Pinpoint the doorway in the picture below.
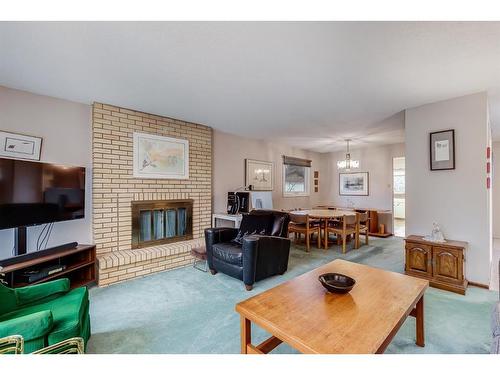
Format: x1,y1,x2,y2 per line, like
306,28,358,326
393,157,405,237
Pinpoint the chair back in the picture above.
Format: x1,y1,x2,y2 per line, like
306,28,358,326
289,212,308,225
343,214,357,226
358,212,368,224
248,210,290,238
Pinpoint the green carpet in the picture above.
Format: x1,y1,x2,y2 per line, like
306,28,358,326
87,236,497,354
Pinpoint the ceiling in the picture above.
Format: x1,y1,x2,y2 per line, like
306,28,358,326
1,21,500,153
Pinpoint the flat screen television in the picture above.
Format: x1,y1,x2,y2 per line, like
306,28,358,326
0,157,86,230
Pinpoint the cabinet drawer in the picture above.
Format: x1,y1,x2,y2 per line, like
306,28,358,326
405,242,432,277
432,247,464,284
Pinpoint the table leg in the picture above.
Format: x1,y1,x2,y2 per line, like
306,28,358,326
241,316,251,354
415,295,424,347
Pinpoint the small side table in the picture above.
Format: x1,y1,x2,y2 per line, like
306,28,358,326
191,245,208,272
405,235,468,294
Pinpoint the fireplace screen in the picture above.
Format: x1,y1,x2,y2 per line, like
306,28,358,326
132,200,193,249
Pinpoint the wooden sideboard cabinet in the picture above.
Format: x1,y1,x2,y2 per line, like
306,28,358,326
405,235,468,295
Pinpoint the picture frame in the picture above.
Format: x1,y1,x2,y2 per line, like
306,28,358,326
133,132,189,179
430,129,455,171
339,172,369,196
245,159,273,191
0,130,43,161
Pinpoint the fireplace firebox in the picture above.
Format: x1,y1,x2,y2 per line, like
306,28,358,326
131,200,193,249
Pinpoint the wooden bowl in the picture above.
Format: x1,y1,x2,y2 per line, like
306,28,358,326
318,273,356,294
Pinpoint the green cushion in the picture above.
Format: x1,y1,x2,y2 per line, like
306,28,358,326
0,287,89,348
0,279,90,353
0,283,17,316
16,279,70,306
0,310,53,341
0,278,70,316
48,289,89,346
23,336,47,354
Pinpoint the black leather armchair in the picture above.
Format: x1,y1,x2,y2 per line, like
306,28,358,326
204,210,291,290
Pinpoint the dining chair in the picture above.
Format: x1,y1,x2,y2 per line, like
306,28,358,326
288,212,321,252
325,207,341,233
356,211,370,246
326,213,359,254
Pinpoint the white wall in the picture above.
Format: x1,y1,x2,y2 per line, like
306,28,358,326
320,143,404,234
0,86,92,260
321,143,405,210
405,92,491,285
213,130,326,213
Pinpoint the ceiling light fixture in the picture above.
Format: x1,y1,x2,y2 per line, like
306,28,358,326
337,139,359,171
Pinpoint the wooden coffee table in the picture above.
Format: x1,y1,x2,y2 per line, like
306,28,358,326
235,259,429,354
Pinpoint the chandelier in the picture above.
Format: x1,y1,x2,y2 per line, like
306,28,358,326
337,139,359,171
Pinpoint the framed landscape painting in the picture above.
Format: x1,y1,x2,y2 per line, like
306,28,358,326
245,159,273,191
133,132,189,179
339,172,369,196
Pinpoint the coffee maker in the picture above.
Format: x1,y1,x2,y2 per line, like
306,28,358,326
227,191,273,214
227,192,250,214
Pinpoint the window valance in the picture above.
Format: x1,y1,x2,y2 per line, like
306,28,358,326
282,155,312,168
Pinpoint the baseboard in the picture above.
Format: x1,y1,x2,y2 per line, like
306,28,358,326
368,232,393,238
467,281,489,289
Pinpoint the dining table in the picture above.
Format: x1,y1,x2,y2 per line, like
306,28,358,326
291,209,357,249
314,205,393,237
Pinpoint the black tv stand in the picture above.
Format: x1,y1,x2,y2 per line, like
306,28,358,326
14,226,27,256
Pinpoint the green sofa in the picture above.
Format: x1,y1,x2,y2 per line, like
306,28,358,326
0,278,90,353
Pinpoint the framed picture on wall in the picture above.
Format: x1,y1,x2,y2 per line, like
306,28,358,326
245,159,273,191
430,129,455,170
339,172,369,196
0,130,42,161
133,132,189,179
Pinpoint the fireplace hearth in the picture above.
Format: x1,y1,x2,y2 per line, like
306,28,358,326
131,200,193,249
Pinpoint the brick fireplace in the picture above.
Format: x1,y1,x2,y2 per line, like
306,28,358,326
92,102,212,286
